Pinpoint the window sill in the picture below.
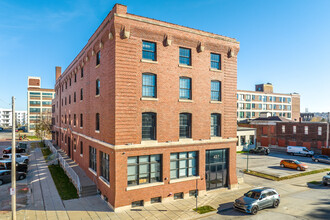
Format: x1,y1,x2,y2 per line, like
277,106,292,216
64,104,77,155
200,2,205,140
74,150,76,152
95,94,100,97
178,64,192,69
210,136,222,141
80,154,83,157
80,127,83,129
89,168,97,176
178,138,193,143
209,68,222,73
210,100,222,104
95,64,100,69
126,182,164,191
95,130,100,133
141,59,158,64
178,99,193,103
140,97,158,101
99,176,110,187
170,176,200,184
141,140,158,145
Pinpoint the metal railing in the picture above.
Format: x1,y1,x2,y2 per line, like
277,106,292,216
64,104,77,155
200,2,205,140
44,140,81,195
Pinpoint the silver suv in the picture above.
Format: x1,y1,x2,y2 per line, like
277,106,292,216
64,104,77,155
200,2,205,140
233,187,280,215
323,172,330,186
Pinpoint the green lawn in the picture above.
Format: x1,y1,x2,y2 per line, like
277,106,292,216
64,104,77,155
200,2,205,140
237,151,248,154
48,164,79,200
26,135,40,140
244,168,330,181
193,205,216,214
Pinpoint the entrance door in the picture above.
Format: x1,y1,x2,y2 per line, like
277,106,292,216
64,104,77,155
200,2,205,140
68,137,71,157
206,149,228,190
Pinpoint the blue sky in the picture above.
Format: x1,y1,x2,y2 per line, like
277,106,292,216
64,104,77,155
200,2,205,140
0,0,329,112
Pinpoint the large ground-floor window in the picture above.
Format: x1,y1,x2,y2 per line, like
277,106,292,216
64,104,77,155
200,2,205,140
100,151,109,182
89,146,97,172
170,151,197,179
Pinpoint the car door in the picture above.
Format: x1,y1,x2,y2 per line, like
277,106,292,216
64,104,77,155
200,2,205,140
258,194,270,209
290,161,297,169
325,156,330,164
3,171,11,183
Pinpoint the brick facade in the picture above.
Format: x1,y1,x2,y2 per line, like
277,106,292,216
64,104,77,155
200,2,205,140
52,4,239,210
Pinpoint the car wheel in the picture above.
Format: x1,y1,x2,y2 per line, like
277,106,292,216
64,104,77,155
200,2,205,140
251,206,258,215
315,159,319,162
297,167,301,171
0,180,3,185
273,199,279,208
280,164,285,168
323,182,328,186
24,159,29,164
18,175,25,180
291,153,294,156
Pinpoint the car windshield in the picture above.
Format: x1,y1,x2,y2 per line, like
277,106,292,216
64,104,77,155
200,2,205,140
245,191,261,199
294,161,302,164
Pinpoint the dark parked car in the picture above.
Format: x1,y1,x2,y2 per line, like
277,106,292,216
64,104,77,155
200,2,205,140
0,160,28,173
3,146,26,154
249,147,270,155
233,187,280,215
17,126,27,132
312,155,330,164
0,170,26,185
0,127,3,131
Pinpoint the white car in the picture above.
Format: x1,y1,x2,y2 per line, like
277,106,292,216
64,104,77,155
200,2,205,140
1,154,29,164
287,146,314,157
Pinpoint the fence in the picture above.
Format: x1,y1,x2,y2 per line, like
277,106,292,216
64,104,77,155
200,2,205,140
44,140,81,195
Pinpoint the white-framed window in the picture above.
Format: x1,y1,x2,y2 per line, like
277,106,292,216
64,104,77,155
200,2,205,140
282,125,285,133
318,126,322,136
304,126,308,135
293,125,296,134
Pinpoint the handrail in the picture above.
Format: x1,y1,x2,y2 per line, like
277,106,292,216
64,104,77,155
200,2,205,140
44,140,81,195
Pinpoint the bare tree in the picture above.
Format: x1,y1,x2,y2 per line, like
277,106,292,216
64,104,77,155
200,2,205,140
35,112,52,140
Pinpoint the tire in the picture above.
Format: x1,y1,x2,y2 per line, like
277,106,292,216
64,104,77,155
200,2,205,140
297,167,301,171
24,159,29,164
323,182,328,186
0,180,3,185
315,159,319,162
18,175,25,180
291,153,294,156
251,206,258,215
280,164,285,168
273,200,279,208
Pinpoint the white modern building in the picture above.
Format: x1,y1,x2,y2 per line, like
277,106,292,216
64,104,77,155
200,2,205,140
0,108,27,128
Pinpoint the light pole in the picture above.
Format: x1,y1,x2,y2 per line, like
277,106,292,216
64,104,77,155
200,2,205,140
11,96,16,220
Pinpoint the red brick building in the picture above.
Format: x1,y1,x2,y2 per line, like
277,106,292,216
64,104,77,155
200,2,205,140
52,4,240,210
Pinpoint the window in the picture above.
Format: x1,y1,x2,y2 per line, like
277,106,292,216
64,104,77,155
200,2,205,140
259,96,262,101
96,79,100,95
304,126,308,135
142,41,156,61
69,95,71,104
211,113,221,137
174,192,184,200
318,126,322,136
179,47,191,66
179,77,192,99
263,96,267,102
239,112,244,118
80,114,83,127
150,197,161,204
100,152,109,182
211,81,221,101
65,82,67,89
80,141,83,155
69,114,71,125
96,113,100,131
96,51,101,65
189,190,198,197
279,97,282,102
240,136,246,145
74,73,77,82
252,103,255,109
246,103,251,109
65,97,67,105
282,125,285,133
283,97,286,102
69,78,71,86
180,113,192,138
258,104,262,109
288,113,291,118
65,115,67,124
89,146,97,172
74,114,76,126
246,112,251,118
250,135,254,145
127,155,161,186
81,68,84,78
142,113,156,140
73,139,76,151
252,95,255,100
80,88,83,100
74,92,76,102
288,98,292,103
132,200,144,207
210,53,221,70
142,74,156,98
170,151,197,179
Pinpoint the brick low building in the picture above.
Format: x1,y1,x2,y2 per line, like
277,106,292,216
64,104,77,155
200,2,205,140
52,4,240,210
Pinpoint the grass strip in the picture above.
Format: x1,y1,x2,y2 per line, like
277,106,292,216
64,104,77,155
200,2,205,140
237,151,248,154
26,135,40,140
193,205,216,214
244,168,330,181
48,164,79,200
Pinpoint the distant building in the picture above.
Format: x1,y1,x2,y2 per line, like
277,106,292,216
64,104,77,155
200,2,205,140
27,76,55,132
237,127,256,151
0,109,27,128
300,112,314,121
237,83,300,122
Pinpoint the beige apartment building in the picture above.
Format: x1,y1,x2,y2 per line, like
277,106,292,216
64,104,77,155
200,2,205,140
237,83,300,122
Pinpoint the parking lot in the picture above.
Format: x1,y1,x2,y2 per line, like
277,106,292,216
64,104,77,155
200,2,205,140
237,149,330,178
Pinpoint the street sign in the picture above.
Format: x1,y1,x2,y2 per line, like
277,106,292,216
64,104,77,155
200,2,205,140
10,187,15,195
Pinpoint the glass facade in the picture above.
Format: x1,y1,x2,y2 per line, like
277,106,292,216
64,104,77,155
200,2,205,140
170,151,197,179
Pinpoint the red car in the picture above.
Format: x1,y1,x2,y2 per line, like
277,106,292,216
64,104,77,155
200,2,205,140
2,147,26,154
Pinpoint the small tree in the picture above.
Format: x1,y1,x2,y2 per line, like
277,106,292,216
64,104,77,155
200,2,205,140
35,112,52,140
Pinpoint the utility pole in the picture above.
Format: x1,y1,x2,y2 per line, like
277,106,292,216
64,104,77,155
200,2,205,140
11,96,16,220
327,112,329,148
